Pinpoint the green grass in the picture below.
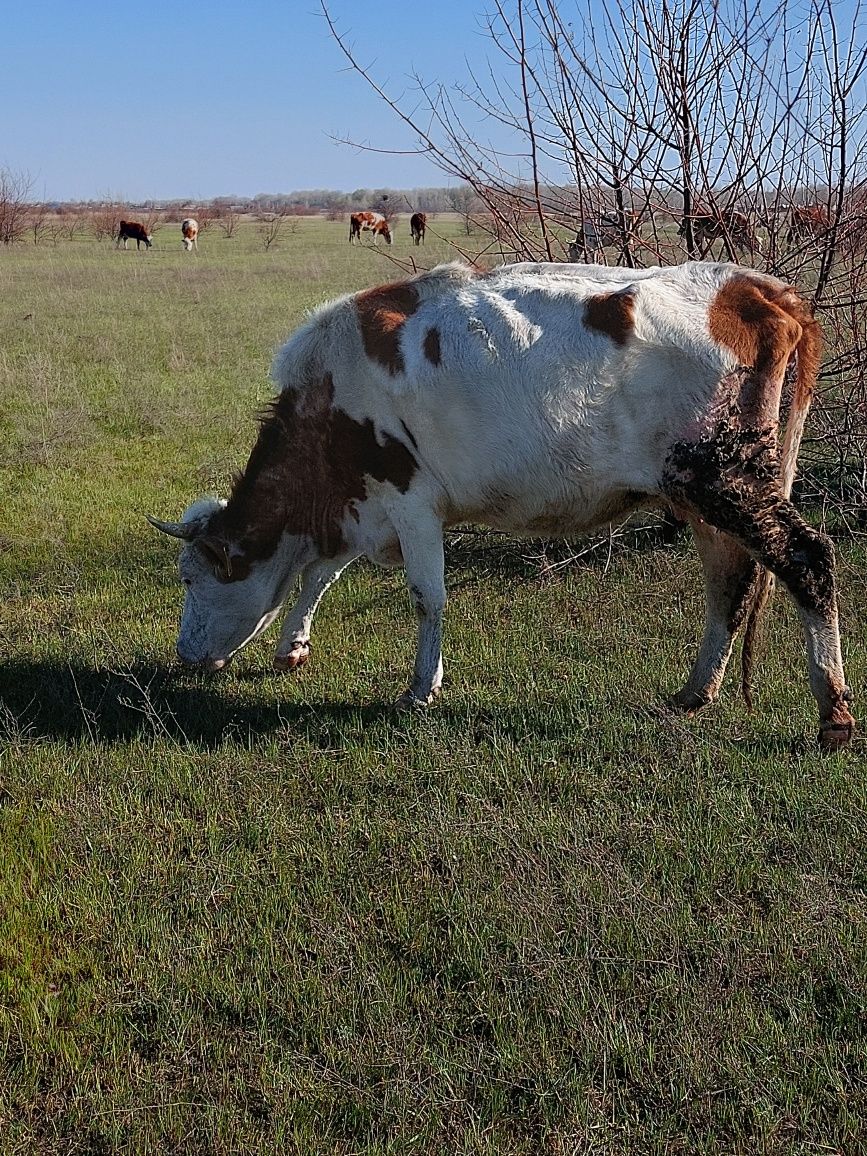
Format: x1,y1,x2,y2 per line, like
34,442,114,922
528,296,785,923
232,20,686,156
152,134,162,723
1,219,865,1155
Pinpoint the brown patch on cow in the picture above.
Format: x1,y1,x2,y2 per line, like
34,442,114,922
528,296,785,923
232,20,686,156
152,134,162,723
707,277,806,427
423,327,441,366
356,281,420,374
583,288,635,345
200,373,418,573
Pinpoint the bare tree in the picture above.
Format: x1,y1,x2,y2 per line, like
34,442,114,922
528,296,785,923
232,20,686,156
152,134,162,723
257,206,294,250
323,0,867,511
89,198,127,242
216,208,241,238
447,186,481,235
0,168,34,245
28,202,50,245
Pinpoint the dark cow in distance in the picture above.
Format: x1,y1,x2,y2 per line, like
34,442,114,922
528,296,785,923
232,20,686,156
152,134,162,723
349,211,392,245
680,207,761,256
410,212,427,245
150,260,854,749
569,210,644,261
116,220,153,250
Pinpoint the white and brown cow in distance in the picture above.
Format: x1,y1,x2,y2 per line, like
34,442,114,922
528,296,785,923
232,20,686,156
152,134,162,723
349,211,392,245
149,260,855,748
181,218,199,251
116,220,153,249
410,212,427,245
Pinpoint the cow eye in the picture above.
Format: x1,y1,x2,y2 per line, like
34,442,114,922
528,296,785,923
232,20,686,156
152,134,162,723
182,577,192,588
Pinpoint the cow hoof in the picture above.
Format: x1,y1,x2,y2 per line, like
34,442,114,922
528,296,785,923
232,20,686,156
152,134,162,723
394,687,440,711
273,642,311,672
818,720,855,751
668,688,715,715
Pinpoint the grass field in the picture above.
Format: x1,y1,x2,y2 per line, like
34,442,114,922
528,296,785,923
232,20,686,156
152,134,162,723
1,217,865,1155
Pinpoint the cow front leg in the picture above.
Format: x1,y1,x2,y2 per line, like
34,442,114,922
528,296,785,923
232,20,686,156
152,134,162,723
273,557,353,672
391,511,446,708
672,519,761,712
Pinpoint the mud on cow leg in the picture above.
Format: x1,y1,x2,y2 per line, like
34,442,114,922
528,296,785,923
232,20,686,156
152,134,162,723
663,428,855,748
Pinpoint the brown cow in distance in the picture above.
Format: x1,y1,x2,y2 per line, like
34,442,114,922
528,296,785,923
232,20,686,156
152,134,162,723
679,207,761,257
787,204,831,245
349,211,392,245
410,212,427,244
116,221,153,250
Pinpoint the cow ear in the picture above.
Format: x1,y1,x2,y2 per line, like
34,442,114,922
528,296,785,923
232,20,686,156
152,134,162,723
198,536,235,582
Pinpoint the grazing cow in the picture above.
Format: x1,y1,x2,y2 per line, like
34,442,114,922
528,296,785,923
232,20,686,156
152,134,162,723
182,218,199,251
410,212,427,245
787,204,831,245
680,208,761,256
116,220,153,250
349,211,393,245
149,260,854,748
568,210,643,261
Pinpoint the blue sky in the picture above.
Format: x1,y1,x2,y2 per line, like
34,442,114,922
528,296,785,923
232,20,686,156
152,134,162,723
3,0,498,201
7,1,864,202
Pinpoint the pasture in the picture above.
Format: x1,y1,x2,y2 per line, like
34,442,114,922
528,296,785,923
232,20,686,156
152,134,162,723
1,217,865,1154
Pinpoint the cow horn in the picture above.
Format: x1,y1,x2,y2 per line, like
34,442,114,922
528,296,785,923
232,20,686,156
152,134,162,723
146,515,197,540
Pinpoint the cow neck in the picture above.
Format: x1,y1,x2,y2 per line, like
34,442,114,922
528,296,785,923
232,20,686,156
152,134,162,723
220,373,418,561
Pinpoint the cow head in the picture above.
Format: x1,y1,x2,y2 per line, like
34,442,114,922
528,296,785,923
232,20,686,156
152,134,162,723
144,233,154,248
148,498,312,670
381,221,393,245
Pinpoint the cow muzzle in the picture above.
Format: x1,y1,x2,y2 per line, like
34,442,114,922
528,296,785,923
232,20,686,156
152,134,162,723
176,649,229,673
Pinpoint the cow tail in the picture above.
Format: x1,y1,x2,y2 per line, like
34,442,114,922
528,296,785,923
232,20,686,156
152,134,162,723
741,297,823,709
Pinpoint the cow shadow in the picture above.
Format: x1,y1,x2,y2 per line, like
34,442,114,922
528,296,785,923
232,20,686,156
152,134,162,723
0,655,811,760
0,657,403,751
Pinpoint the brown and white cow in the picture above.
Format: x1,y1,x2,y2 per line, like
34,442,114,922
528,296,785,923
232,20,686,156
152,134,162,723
149,260,854,748
116,221,153,250
349,211,393,245
410,212,427,245
182,218,199,251
679,208,761,257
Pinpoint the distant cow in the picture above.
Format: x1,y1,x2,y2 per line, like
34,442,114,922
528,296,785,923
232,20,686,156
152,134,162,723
787,204,830,245
149,259,854,749
116,221,153,250
349,211,392,245
182,218,199,251
680,208,761,256
410,212,427,245
568,210,643,261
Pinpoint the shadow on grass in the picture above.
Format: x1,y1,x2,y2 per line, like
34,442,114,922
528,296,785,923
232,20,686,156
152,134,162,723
0,656,817,759
0,657,403,750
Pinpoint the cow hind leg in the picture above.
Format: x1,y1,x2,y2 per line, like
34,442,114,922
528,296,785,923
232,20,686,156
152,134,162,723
664,444,854,747
672,520,760,713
